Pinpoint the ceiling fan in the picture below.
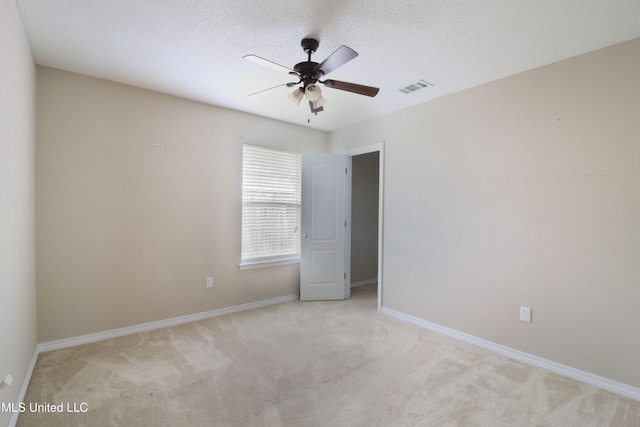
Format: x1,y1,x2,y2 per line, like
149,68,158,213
243,38,379,114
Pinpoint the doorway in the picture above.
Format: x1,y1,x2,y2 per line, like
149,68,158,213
299,144,384,309
348,143,383,311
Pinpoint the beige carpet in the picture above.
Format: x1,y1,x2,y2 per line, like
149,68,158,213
17,285,640,426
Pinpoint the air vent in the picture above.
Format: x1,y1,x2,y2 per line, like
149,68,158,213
399,79,434,94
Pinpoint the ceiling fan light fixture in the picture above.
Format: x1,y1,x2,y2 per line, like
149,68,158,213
288,87,304,106
311,95,327,110
304,84,322,102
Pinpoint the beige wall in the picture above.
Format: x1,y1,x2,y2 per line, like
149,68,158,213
36,67,328,342
330,38,640,388
0,0,37,424
350,152,379,284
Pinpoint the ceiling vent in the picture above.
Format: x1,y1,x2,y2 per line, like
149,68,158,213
399,79,433,94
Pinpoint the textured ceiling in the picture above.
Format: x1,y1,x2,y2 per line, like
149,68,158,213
16,0,640,131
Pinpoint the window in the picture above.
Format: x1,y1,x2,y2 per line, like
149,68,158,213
240,144,301,268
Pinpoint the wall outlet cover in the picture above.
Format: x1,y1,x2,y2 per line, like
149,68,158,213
2,374,13,387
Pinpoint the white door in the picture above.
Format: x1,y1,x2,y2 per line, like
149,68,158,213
300,154,350,301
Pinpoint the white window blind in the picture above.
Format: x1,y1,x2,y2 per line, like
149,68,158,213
241,144,301,263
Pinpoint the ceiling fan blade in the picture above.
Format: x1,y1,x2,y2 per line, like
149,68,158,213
243,55,292,74
246,82,297,97
322,79,380,97
312,45,358,75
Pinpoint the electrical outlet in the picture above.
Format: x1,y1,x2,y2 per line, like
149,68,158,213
205,277,213,288
0,374,13,389
520,306,531,322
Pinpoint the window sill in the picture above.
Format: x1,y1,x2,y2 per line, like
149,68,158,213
238,257,300,270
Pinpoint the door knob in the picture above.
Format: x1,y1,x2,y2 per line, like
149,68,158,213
303,233,308,238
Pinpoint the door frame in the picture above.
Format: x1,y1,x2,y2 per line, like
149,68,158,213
346,142,384,312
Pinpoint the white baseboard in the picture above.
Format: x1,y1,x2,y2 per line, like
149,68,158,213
381,306,640,402
350,279,377,288
37,293,299,353
8,349,39,427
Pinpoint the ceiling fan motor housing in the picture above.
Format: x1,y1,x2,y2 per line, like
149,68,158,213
295,38,323,88
301,38,319,54
294,61,321,87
